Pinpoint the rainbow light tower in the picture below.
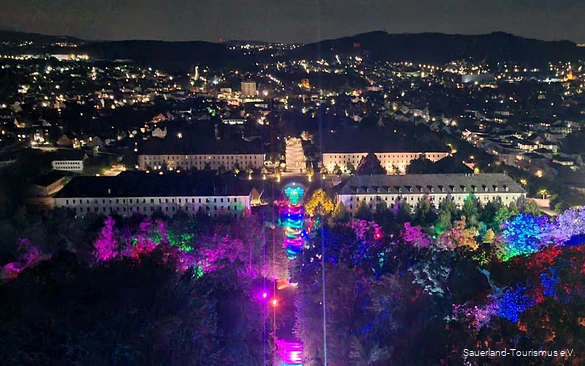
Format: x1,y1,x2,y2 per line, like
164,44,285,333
281,183,307,259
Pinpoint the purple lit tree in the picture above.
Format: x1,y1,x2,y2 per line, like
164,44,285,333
551,206,585,245
93,216,119,262
402,222,430,249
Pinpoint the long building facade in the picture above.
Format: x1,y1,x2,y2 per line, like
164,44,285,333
54,172,251,218
138,153,265,171
323,151,449,174
338,173,525,216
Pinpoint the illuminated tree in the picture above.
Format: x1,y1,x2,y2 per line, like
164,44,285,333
436,217,479,251
499,213,553,261
551,206,585,245
436,209,452,234
305,189,334,217
402,222,430,248
483,228,495,243
461,194,480,228
93,216,119,261
493,204,513,231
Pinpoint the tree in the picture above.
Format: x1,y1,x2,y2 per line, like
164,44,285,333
461,194,479,228
436,209,452,234
414,198,437,227
305,189,334,217
94,216,119,261
406,157,436,174
346,162,356,174
440,196,457,216
204,162,212,171
333,163,342,175
524,199,542,216
403,222,430,248
395,202,412,223
508,200,519,216
356,153,386,175
483,228,495,243
436,217,479,251
355,200,372,220
332,201,349,223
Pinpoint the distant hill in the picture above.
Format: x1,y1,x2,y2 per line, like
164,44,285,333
0,30,81,44
2,30,584,70
283,31,585,64
76,40,246,72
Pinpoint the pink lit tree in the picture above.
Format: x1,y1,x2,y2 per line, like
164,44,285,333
402,222,430,249
93,216,119,261
1,238,49,280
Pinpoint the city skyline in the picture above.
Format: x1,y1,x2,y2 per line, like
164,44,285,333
2,0,585,44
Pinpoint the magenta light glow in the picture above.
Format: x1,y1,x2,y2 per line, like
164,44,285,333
263,292,268,298
276,339,303,365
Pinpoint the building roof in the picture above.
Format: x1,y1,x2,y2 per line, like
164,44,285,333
139,136,263,155
321,129,449,154
32,172,66,187
54,171,251,198
339,174,525,195
52,150,87,161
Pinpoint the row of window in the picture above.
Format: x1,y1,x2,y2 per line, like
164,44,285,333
70,207,241,219
63,197,243,205
346,194,518,207
142,155,262,161
67,205,241,213
354,186,510,193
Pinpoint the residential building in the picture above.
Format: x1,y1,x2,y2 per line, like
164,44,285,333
241,81,257,97
338,174,525,216
54,172,251,218
51,151,88,173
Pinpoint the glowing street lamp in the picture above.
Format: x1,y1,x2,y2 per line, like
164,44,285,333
271,298,278,307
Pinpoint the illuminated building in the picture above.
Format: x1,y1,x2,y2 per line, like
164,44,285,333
285,138,305,173
322,151,449,174
338,174,526,214
241,81,257,97
54,172,251,218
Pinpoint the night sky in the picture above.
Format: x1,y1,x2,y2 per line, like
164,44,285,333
2,0,584,44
